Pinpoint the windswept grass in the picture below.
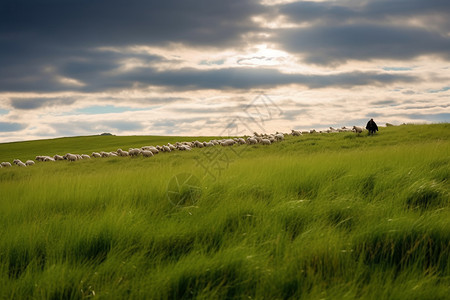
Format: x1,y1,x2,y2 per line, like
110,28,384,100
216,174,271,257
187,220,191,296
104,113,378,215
0,124,449,299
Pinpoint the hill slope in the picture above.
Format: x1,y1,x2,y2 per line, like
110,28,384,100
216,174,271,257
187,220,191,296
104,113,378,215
0,124,449,299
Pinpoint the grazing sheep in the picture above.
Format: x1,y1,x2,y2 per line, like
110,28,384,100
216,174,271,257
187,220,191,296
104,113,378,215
54,155,65,161
310,129,317,134
26,160,35,166
1,162,12,167
162,145,171,152
221,139,235,146
81,154,91,159
64,153,78,162
177,145,191,151
101,151,111,157
237,138,246,145
203,141,214,147
247,137,257,144
194,141,204,148
261,138,271,145
352,126,363,133
92,152,101,158
36,155,54,161
117,149,129,157
339,127,352,132
128,148,141,156
13,159,23,165
142,150,154,157
291,130,302,136
16,161,27,167
275,133,284,141
147,147,159,154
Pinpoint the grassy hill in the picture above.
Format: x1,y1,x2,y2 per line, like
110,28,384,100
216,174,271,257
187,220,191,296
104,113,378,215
0,124,449,299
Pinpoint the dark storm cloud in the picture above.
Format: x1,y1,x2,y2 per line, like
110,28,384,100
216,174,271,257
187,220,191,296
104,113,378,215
275,0,450,65
0,122,26,132
0,0,447,94
10,97,77,110
0,0,263,47
75,67,418,91
279,0,450,24
102,121,145,131
0,0,263,92
276,24,450,65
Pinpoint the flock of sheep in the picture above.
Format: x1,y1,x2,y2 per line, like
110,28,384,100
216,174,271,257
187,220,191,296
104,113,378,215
0,126,366,169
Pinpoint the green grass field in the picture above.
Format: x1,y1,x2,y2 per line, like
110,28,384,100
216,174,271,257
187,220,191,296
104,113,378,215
0,124,449,299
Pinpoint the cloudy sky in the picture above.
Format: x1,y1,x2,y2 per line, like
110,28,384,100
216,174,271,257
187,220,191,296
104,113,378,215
0,0,449,142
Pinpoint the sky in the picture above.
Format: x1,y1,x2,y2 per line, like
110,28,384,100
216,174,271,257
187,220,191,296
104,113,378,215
0,0,449,142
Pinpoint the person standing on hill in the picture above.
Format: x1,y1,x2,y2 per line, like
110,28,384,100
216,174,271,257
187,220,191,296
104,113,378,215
366,118,378,135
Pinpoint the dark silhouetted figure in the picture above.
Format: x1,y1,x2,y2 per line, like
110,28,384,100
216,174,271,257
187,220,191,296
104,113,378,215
366,118,378,135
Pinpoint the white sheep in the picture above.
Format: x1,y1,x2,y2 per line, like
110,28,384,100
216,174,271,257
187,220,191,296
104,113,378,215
221,139,235,146
17,161,27,167
247,137,257,144
117,149,129,157
237,138,246,144
13,159,23,165
64,153,78,162
38,156,47,162
26,160,35,166
54,155,65,161
101,151,111,157
291,130,302,136
178,145,192,151
162,145,171,152
338,127,352,132
194,141,204,148
148,147,159,154
43,156,55,162
261,139,271,145
92,152,102,158
275,133,284,141
142,150,154,157
81,154,91,159
128,148,141,156
352,126,363,133
310,129,317,134
1,162,12,167
203,141,214,147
